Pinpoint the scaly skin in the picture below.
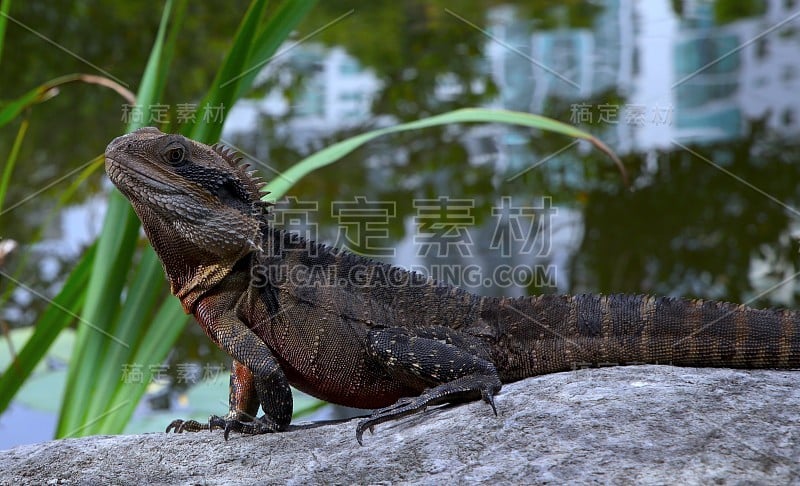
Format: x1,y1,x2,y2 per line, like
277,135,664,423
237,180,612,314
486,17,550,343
105,127,800,444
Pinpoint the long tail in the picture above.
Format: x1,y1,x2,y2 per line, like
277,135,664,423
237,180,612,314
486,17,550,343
492,294,800,381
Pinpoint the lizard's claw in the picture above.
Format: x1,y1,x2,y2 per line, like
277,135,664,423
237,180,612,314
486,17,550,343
166,413,282,440
355,397,428,446
355,378,501,445
165,418,209,433
482,389,498,416
218,416,271,440
213,414,283,440
165,414,230,434
355,423,373,446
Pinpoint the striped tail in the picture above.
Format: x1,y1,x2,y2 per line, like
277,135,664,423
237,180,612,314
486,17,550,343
492,294,800,381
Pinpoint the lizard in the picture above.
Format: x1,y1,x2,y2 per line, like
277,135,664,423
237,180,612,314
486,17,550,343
104,127,800,444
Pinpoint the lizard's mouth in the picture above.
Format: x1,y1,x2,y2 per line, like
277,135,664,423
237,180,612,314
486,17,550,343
104,128,181,195
104,155,136,197
105,152,188,201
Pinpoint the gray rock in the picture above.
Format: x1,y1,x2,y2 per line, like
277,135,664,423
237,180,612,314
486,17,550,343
1,366,798,485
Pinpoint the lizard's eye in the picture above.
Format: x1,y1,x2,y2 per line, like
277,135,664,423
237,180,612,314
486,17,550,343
163,145,186,165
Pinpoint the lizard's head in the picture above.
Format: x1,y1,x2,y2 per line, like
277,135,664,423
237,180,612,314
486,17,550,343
105,127,269,302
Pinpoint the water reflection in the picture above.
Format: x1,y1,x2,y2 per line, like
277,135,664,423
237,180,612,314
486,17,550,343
223,0,800,306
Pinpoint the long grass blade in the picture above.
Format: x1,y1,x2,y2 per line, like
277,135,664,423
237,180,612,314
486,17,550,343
86,0,271,433
186,0,269,142
75,0,190,432
80,248,166,431
0,153,104,416
0,243,96,413
0,74,134,128
0,0,11,69
0,118,27,213
58,0,314,436
96,0,316,432
265,107,626,200
232,0,318,102
100,286,187,433
56,0,178,438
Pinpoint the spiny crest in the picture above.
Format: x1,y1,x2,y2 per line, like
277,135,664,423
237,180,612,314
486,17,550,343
211,142,243,169
211,143,273,213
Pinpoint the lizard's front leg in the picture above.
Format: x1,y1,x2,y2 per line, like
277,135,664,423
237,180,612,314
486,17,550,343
357,326,502,444
166,307,293,439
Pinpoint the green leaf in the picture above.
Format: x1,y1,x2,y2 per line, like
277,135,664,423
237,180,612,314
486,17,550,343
0,74,134,128
186,0,269,142
98,289,187,434
0,0,11,68
0,328,75,414
99,0,317,432
0,148,108,419
0,243,94,414
56,0,180,438
80,247,166,430
0,79,60,127
265,107,627,200
0,118,27,213
55,0,315,437
232,0,318,102
187,0,318,142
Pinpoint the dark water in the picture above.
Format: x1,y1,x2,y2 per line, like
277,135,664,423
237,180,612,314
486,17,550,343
2,0,800,446
223,0,800,309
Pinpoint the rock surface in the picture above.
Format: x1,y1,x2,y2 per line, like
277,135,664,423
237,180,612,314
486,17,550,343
1,366,798,485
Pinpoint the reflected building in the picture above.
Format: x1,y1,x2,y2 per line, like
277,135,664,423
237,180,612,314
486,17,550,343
224,0,800,163
667,0,800,143
466,1,636,174
476,0,800,155
223,46,382,150
736,0,800,135
220,0,800,297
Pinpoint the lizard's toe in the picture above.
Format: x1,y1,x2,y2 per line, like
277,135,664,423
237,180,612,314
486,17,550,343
481,384,500,416
206,414,284,440
166,413,280,439
355,421,373,446
166,418,208,433
355,397,428,445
